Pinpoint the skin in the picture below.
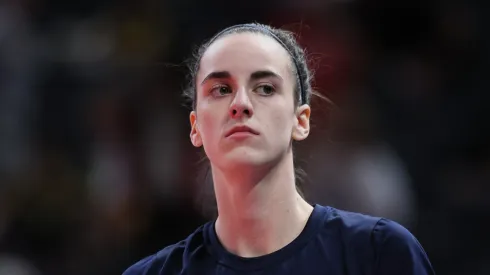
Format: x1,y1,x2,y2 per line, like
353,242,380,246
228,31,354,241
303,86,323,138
189,32,313,257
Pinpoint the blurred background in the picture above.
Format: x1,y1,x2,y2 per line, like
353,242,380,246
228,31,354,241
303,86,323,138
0,0,489,274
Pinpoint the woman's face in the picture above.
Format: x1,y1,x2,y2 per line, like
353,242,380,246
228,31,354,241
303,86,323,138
190,32,310,171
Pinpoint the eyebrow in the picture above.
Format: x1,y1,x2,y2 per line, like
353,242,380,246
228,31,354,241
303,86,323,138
250,70,282,81
200,70,282,85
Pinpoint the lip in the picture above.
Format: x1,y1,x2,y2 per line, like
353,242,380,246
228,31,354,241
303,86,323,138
225,125,259,138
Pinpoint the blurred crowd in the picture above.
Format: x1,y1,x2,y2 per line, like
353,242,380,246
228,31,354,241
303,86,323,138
0,0,489,274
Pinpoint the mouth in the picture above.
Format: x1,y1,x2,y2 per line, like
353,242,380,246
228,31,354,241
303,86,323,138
225,125,259,138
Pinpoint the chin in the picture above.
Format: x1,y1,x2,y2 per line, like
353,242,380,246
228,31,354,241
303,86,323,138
226,152,264,166
220,149,278,170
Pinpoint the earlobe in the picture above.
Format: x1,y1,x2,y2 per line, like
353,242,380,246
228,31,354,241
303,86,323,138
189,111,203,147
292,104,311,141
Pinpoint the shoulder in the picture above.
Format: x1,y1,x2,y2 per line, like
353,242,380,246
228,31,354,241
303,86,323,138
122,241,186,275
321,205,420,247
319,205,435,274
371,218,435,274
371,217,421,248
122,224,208,275
321,206,382,244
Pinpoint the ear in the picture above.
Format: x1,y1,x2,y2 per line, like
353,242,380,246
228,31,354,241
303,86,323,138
292,104,311,141
189,111,203,147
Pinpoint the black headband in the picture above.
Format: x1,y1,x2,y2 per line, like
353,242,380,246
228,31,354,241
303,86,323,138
207,23,307,105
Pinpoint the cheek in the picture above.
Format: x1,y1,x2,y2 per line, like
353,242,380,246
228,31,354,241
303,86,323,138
267,107,295,140
197,107,222,143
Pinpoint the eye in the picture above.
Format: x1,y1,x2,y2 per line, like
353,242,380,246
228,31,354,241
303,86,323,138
254,84,276,96
210,85,232,97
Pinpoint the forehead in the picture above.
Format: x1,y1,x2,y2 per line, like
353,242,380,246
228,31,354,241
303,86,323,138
197,32,293,82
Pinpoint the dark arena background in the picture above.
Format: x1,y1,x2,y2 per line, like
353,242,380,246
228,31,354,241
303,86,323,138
0,0,489,274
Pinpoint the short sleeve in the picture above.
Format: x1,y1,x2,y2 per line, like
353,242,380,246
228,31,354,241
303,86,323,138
372,218,435,275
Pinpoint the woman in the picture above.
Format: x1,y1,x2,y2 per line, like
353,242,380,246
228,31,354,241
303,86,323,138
123,23,435,275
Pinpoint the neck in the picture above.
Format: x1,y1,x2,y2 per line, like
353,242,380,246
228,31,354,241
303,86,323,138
211,151,313,258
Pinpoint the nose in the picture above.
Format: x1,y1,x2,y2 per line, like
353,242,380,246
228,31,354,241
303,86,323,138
229,87,253,119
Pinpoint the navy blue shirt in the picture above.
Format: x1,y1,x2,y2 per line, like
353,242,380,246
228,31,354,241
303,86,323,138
123,205,435,274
